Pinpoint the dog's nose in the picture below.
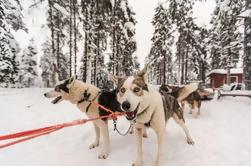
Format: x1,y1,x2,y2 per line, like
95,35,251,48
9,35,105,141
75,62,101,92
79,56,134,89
122,101,130,110
44,93,47,97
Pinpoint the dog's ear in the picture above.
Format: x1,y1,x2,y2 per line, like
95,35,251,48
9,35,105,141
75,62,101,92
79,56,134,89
137,63,149,83
109,73,118,85
69,75,76,83
67,75,76,88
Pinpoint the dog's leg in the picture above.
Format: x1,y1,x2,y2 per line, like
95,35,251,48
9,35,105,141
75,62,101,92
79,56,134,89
197,100,201,116
142,126,148,138
96,120,110,159
173,114,194,145
152,125,166,166
157,132,165,166
189,103,193,114
132,124,143,166
130,126,134,134
89,122,100,149
193,101,199,118
180,101,185,112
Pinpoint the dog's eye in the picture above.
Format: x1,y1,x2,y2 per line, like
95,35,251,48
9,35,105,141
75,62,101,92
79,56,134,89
55,86,60,92
133,87,141,93
120,87,126,93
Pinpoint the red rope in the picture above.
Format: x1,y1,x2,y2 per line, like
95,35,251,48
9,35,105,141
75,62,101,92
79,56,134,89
0,101,125,149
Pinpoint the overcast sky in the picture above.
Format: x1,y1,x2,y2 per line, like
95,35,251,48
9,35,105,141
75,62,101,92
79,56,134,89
128,0,216,67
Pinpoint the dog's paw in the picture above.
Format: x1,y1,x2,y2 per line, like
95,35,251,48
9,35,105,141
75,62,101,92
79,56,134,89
89,142,99,149
189,111,192,114
187,138,195,145
98,152,109,159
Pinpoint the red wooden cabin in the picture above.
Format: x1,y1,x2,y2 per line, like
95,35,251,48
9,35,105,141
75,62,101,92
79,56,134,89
207,68,243,89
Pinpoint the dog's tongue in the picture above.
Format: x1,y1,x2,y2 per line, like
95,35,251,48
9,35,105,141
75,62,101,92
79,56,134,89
52,96,62,104
126,111,134,118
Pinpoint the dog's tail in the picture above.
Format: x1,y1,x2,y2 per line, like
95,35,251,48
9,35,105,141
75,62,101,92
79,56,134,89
177,82,199,102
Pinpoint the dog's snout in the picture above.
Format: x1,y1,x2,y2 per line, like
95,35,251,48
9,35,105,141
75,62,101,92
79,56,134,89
122,101,131,110
44,93,47,97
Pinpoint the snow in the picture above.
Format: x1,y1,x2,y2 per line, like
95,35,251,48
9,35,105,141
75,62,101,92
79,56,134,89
239,9,251,18
1,88,251,166
207,68,243,76
220,90,251,95
219,0,231,12
124,21,135,33
120,0,128,20
110,0,115,8
53,3,69,16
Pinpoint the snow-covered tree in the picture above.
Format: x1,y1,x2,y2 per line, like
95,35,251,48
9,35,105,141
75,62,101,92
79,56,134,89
108,0,137,76
19,38,38,87
46,0,71,81
148,1,204,84
0,0,25,87
209,0,243,69
242,0,251,90
40,38,56,87
189,27,210,82
148,4,174,85
79,0,108,84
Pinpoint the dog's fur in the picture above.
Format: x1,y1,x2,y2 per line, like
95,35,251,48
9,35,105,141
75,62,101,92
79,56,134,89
44,77,122,159
160,83,201,117
110,66,194,166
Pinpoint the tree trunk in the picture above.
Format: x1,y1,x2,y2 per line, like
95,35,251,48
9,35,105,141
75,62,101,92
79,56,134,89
112,0,117,74
177,51,181,84
244,0,251,90
73,0,77,76
201,60,205,83
116,35,119,75
184,47,188,83
83,7,88,82
181,50,184,85
56,12,60,79
94,29,100,86
163,53,166,85
48,0,56,84
69,0,72,77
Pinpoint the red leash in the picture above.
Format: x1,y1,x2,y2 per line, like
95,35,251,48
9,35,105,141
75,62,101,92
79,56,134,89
0,101,125,149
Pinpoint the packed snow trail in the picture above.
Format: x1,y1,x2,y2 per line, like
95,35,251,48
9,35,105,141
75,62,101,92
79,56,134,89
0,88,251,166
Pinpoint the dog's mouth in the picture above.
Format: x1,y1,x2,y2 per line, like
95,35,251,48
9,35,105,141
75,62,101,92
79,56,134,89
124,104,140,121
51,96,62,104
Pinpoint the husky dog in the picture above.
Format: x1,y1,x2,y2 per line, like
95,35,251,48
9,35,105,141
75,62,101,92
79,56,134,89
110,66,194,166
159,83,201,117
44,76,122,159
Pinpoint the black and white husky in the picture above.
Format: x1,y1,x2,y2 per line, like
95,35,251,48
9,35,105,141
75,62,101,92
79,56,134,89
44,76,122,159
159,83,201,117
110,65,194,166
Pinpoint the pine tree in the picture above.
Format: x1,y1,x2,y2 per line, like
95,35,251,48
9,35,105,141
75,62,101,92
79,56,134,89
19,38,38,87
46,0,72,81
0,0,25,87
210,0,243,69
108,0,137,76
40,38,56,87
148,1,202,85
243,0,251,90
148,4,174,85
190,27,210,82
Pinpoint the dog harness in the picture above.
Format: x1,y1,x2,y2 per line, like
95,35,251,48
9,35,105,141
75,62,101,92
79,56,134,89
78,90,101,113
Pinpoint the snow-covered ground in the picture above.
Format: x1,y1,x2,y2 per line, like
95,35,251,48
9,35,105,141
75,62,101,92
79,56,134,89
1,88,251,166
